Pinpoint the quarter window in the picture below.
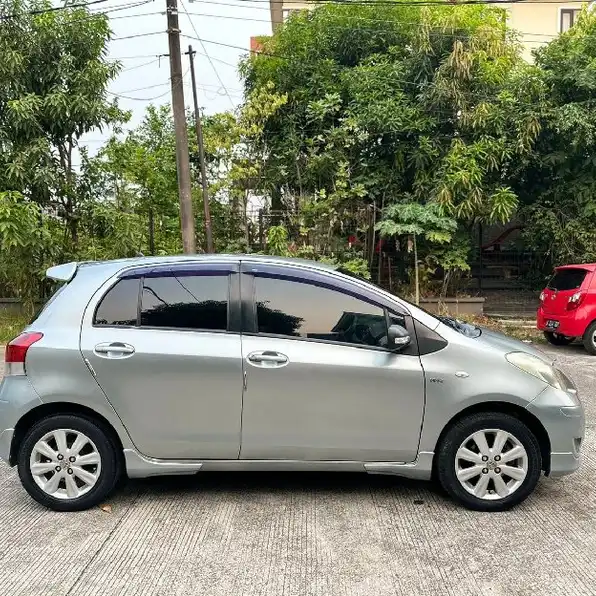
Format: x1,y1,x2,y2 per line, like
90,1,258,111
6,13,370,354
254,276,403,349
94,279,139,326
140,274,228,330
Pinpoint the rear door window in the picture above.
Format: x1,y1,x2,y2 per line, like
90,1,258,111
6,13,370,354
140,274,228,331
547,269,588,291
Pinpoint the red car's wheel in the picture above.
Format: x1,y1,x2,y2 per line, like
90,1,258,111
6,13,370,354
543,332,574,346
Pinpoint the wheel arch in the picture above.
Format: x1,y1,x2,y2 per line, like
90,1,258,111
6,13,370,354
582,318,596,338
10,402,125,467
433,401,552,475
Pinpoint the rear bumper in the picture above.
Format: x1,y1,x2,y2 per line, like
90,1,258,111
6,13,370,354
537,308,588,337
0,377,43,465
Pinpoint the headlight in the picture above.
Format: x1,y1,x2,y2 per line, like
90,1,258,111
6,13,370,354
506,352,566,390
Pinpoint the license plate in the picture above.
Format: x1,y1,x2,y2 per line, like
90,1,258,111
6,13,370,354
546,320,560,329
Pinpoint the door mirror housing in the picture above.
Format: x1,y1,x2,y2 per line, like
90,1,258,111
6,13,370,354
387,325,411,351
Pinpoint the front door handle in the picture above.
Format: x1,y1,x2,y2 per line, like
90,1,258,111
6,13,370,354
94,342,135,358
247,351,289,366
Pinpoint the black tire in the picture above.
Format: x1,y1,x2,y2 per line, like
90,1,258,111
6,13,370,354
436,412,541,512
583,321,596,355
544,332,574,346
17,414,121,512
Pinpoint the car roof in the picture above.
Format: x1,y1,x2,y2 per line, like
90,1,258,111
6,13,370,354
82,254,337,270
47,254,337,281
555,263,596,272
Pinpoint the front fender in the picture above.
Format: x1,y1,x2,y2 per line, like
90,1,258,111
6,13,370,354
418,343,546,455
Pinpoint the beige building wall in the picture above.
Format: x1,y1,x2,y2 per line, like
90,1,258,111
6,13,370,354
273,1,591,62
503,1,586,61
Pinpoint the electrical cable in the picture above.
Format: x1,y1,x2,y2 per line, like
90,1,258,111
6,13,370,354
179,0,237,108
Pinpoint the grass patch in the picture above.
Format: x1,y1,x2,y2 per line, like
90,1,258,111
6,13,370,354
0,311,29,344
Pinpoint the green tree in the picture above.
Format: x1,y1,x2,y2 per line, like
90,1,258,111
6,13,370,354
519,9,596,267
0,0,127,250
0,191,55,310
242,2,541,240
376,202,457,304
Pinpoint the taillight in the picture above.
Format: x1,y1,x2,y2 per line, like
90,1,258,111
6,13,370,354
567,291,585,311
4,332,43,376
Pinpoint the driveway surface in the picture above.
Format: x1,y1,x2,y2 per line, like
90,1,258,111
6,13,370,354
0,345,595,596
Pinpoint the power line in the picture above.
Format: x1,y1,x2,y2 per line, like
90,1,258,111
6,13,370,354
121,58,163,71
111,53,168,59
112,31,164,41
112,81,171,94
108,67,190,101
96,9,163,21
193,51,239,68
89,0,154,13
0,0,107,21
200,0,590,5
179,0,236,109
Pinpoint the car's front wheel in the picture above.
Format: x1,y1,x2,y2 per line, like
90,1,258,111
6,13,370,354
437,412,542,511
544,332,574,346
17,414,121,511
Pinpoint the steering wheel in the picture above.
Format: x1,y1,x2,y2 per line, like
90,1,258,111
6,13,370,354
351,323,385,346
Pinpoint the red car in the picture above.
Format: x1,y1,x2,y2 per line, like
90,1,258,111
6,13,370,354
537,263,596,354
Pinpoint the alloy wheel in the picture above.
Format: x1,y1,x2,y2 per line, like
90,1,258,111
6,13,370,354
29,429,102,500
455,428,528,501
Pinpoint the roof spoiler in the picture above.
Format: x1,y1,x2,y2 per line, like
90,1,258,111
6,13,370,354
46,262,78,282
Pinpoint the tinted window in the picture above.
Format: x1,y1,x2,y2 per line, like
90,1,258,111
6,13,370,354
255,276,402,348
94,279,139,326
141,274,228,330
547,269,588,291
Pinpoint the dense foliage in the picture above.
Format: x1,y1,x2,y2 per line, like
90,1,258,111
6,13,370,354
520,11,596,265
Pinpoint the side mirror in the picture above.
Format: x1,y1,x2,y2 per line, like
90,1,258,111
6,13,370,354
388,324,411,351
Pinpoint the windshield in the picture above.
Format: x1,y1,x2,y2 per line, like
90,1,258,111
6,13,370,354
437,316,482,338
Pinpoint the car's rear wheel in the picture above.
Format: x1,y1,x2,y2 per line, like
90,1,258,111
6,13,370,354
436,412,541,511
544,332,574,346
17,414,121,511
582,321,596,355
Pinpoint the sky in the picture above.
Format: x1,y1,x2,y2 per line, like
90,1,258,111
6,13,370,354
78,0,273,154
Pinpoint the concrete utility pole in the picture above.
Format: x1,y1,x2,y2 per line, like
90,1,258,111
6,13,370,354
186,45,214,253
166,0,196,254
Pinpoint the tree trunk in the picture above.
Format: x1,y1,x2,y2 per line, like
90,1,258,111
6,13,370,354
414,234,420,306
148,207,155,255
271,186,283,224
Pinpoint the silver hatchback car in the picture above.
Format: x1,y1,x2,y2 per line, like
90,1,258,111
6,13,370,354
0,255,584,511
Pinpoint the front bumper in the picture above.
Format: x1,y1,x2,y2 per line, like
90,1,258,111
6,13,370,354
527,386,585,477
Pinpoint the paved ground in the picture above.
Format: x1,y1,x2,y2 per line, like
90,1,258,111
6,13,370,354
0,345,595,596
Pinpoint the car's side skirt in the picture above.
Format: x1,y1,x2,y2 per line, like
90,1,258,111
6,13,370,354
124,449,434,480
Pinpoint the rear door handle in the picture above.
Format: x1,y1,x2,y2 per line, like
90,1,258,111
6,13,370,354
247,351,289,366
94,342,135,358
